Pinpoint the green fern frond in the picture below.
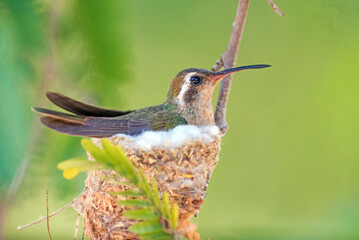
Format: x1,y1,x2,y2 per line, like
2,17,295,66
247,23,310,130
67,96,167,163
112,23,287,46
118,199,151,207
111,190,142,197
58,139,180,240
124,207,159,220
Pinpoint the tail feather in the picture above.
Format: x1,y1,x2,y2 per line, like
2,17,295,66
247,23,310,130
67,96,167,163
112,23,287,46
32,107,85,124
33,107,151,137
46,92,133,117
33,92,151,137
39,116,116,137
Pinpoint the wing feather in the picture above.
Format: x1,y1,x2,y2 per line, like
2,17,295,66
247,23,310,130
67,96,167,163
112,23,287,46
41,116,151,137
33,107,151,137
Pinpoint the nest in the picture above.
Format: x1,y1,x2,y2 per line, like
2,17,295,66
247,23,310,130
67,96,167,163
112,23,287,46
73,132,222,240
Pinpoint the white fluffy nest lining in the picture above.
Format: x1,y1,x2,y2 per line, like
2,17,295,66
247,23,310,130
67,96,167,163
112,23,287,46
113,125,220,150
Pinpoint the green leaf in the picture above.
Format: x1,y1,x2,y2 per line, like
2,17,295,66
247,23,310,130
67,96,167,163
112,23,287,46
170,203,179,231
57,158,100,179
118,199,151,207
130,219,163,234
139,169,152,199
101,138,123,166
81,139,112,166
162,192,170,219
151,178,161,209
101,139,139,183
138,230,171,240
111,190,142,197
123,207,159,220
57,158,98,171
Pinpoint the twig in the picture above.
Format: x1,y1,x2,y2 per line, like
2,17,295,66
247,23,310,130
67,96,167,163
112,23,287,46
46,190,52,240
213,0,283,135
17,197,79,231
268,0,284,17
214,0,250,134
74,212,81,240
81,224,85,240
211,56,224,73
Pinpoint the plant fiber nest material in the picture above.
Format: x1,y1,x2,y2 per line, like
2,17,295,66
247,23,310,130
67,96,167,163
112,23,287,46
73,127,221,240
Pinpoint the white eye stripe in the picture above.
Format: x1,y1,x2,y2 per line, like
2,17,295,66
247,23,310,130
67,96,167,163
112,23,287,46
177,72,196,106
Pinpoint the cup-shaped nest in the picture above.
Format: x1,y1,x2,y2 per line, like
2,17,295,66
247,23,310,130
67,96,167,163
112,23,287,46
73,125,222,240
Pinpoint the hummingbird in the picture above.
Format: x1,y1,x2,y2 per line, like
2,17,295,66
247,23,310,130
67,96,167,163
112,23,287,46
33,64,270,137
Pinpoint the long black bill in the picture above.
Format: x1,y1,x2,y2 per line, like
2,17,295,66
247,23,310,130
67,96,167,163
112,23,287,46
211,64,271,81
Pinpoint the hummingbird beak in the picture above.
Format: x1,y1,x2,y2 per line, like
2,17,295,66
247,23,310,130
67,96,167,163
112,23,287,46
210,64,271,82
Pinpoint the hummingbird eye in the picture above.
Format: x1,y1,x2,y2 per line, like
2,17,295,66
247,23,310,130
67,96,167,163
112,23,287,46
190,76,202,85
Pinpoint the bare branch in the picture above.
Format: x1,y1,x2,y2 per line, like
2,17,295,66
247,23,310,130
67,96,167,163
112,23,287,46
268,0,284,17
17,197,79,231
213,0,282,135
81,225,85,240
46,190,52,240
74,212,81,240
214,0,250,134
211,56,224,73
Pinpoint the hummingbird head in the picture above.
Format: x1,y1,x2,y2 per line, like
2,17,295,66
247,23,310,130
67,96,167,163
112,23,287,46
166,64,270,125
167,64,271,107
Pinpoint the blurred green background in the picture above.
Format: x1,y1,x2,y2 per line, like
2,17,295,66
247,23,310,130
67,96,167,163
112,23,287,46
1,0,359,239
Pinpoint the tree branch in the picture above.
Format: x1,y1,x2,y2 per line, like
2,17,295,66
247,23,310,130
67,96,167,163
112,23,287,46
46,190,52,240
74,212,81,240
213,0,283,135
268,0,284,17
17,197,79,231
213,0,250,134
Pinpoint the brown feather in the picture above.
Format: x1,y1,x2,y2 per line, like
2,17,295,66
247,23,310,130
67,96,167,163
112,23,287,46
35,106,151,137
32,107,85,124
46,92,133,117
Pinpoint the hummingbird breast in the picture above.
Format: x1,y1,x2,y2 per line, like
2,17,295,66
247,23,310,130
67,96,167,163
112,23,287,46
180,103,215,126
177,89,215,126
